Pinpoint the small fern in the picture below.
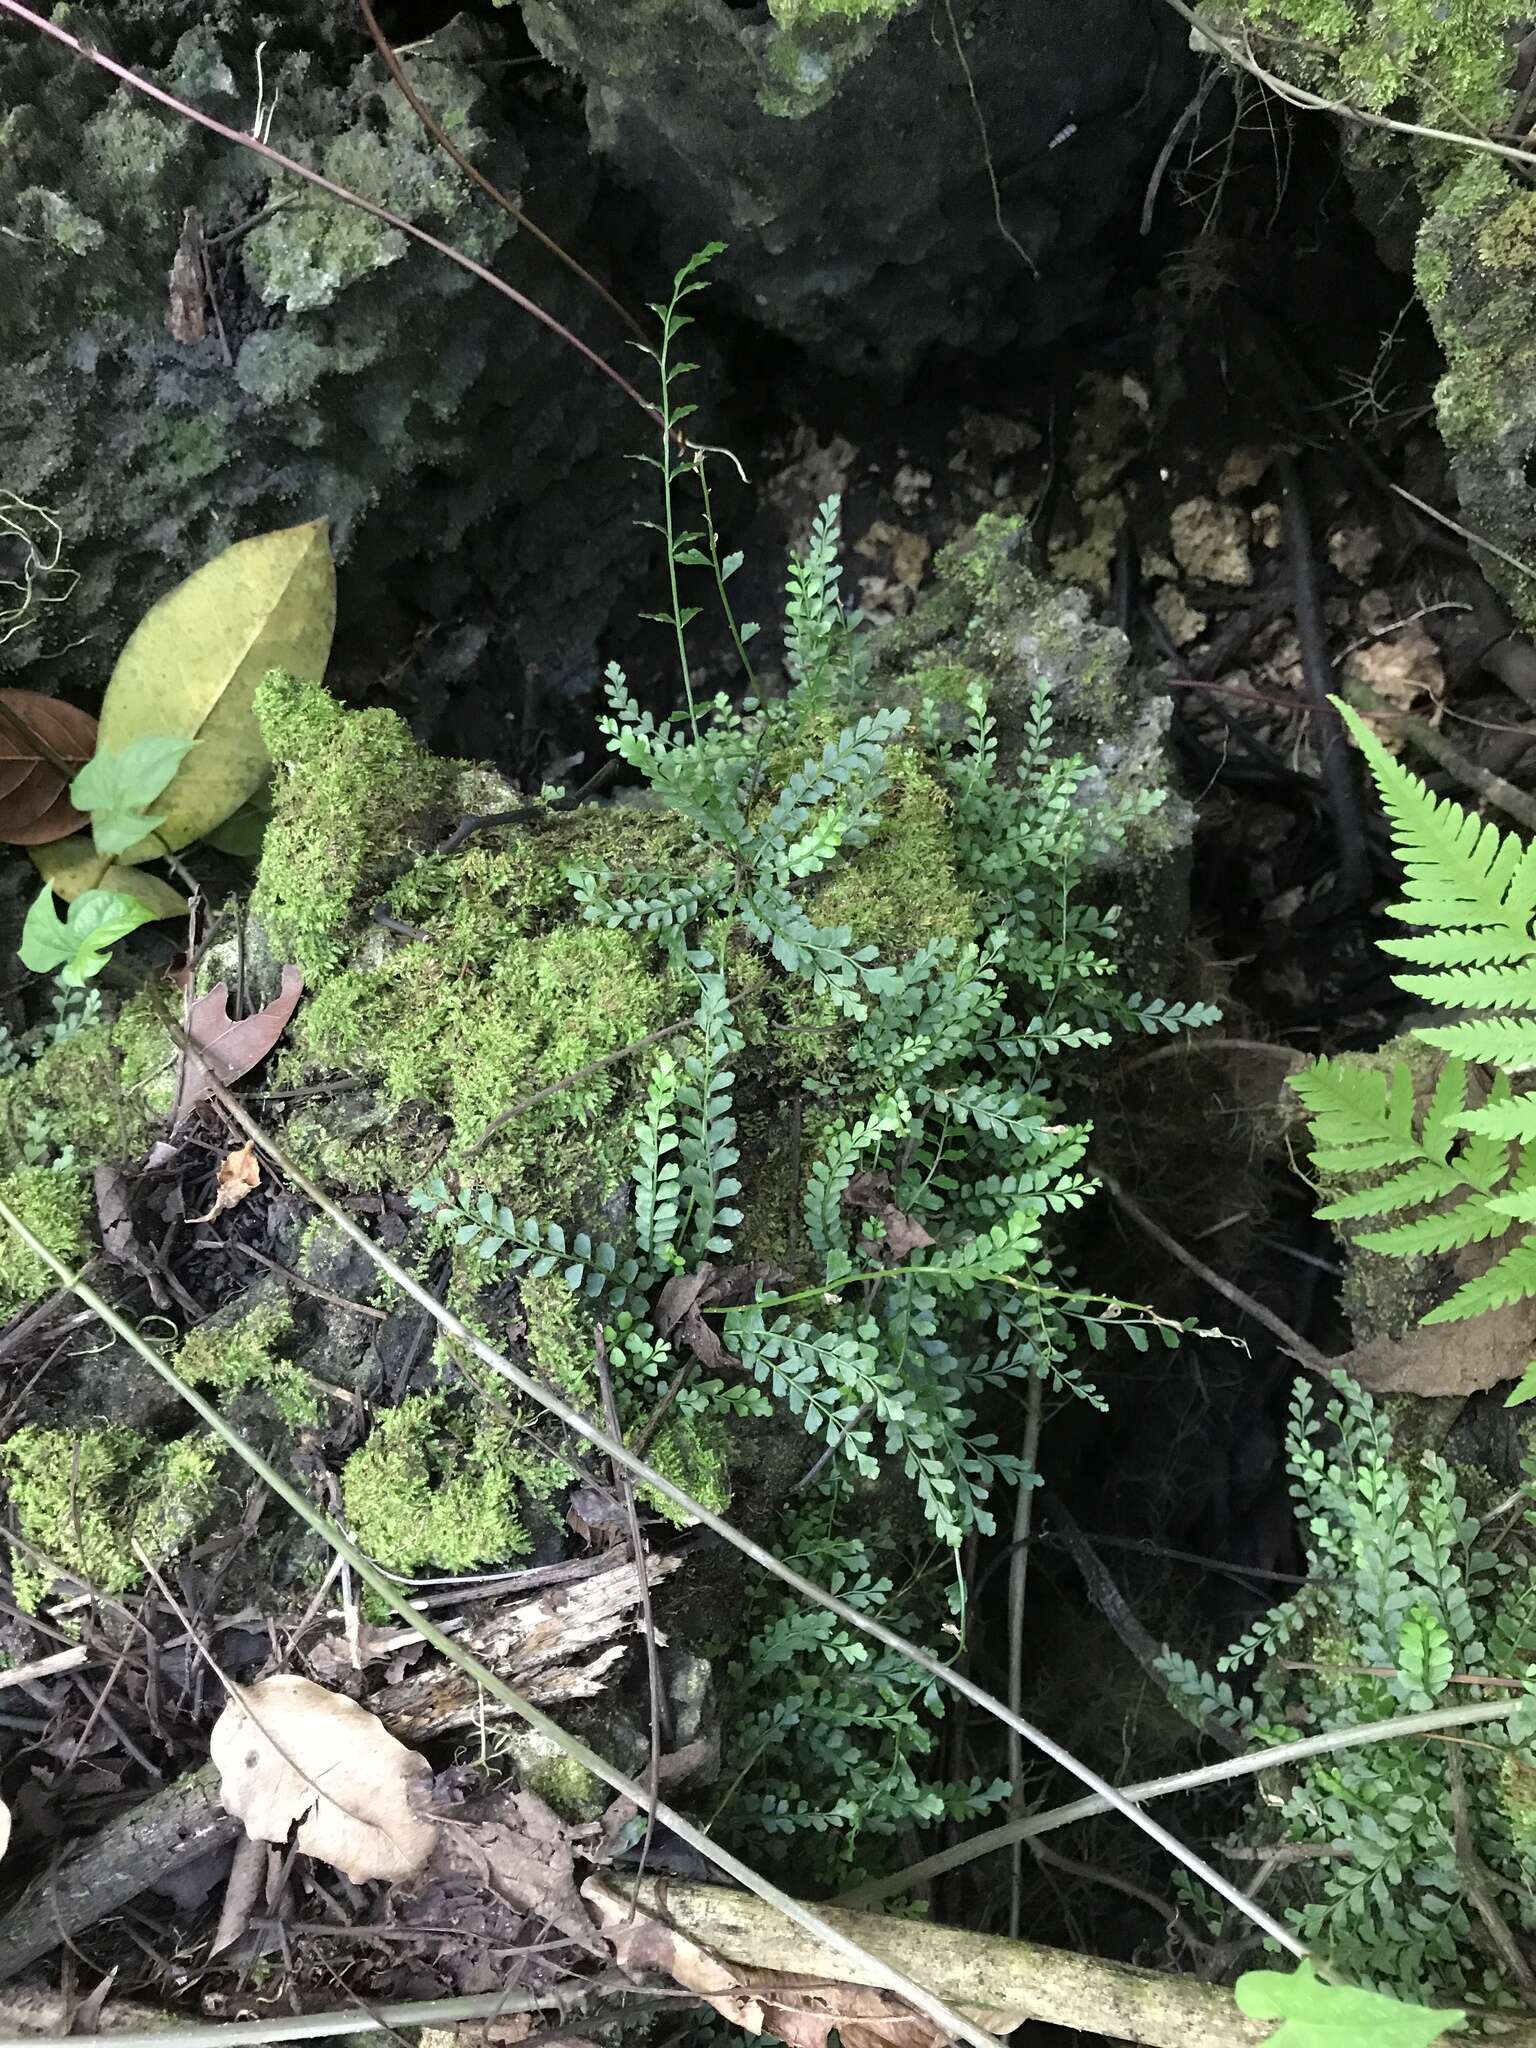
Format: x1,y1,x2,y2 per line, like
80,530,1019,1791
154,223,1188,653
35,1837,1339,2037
1291,700,1536,1337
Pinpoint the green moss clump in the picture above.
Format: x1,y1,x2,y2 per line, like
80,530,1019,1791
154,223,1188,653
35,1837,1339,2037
501,1729,606,1820
341,1394,532,1571
0,994,169,1179
0,1167,90,1317
809,747,981,959
1476,189,1536,271
0,1424,218,1611
297,841,681,1207
176,1300,319,1430
252,671,455,984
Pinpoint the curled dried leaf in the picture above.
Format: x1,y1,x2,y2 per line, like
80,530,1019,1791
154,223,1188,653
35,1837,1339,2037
210,1674,438,1884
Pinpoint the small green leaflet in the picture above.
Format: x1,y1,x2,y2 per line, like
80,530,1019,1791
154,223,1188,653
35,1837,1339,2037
1234,1962,1463,2048
1506,1359,1536,1408
71,738,196,857
20,884,158,987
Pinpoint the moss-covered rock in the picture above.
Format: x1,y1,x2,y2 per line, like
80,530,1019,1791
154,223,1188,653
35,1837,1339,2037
0,9,639,721
0,1166,91,1317
175,1298,320,1432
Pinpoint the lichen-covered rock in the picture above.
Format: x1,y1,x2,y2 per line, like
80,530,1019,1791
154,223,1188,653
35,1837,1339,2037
0,5,640,720
517,0,1193,378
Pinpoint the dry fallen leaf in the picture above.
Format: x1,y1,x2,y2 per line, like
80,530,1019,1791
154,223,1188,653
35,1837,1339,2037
210,1674,438,1883
172,965,304,1125
1169,497,1252,587
584,1878,1020,2048
430,1789,594,1948
844,1172,935,1262
190,1141,262,1224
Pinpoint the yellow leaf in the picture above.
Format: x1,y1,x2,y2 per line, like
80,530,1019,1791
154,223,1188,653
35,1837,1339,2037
30,834,189,918
97,519,335,860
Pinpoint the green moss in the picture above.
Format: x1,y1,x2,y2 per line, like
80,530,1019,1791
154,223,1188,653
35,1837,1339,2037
176,1300,320,1430
501,1730,606,1820
1476,189,1536,271
1222,0,1511,131
341,1393,532,1571
0,1423,218,1611
252,671,455,984
808,747,981,959
0,994,168,1180
297,855,680,1205
0,1167,90,1316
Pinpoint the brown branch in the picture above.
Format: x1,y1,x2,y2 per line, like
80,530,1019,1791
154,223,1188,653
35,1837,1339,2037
0,0,660,426
355,0,645,343
1098,1168,1331,1374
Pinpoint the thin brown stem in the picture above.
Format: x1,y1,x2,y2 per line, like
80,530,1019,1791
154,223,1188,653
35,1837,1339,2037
1099,1167,1331,1375
355,0,645,342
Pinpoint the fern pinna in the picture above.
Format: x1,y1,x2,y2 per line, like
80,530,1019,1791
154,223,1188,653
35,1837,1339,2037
1290,700,1536,1337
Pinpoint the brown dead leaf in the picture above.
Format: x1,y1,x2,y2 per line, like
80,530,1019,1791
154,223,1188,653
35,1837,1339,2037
1336,1298,1536,1398
584,1879,1020,2048
210,1674,438,1883
172,965,304,1125
432,1790,594,1948
189,1141,262,1224
656,1262,792,1369
0,690,97,845
1344,622,1445,746
844,1173,935,1262
567,1486,631,1549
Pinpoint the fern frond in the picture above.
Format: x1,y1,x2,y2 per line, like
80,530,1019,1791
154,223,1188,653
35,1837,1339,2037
803,1094,911,1272
1393,964,1536,1010
1316,1158,1479,1222
410,1180,640,1300
1290,1057,1421,1166
1422,1236,1536,1323
1355,1195,1515,1258
1457,1092,1536,1143
633,1051,682,1268
1336,699,1536,938
677,968,744,1260
1415,1018,1536,1065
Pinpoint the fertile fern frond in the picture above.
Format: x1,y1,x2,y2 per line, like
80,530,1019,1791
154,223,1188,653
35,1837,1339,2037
677,966,744,1260
633,1051,683,1269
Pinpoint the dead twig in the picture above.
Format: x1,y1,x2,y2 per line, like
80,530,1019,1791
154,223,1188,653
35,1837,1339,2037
356,0,645,342
465,1021,691,1158
1341,678,1536,834
1045,1496,1245,1756
1006,1369,1044,1938
1099,1167,1330,1375
1449,1749,1536,2001
592,1327,665,1902
1277,452,1369,904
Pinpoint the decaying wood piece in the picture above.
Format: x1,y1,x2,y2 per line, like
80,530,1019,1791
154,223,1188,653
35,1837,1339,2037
0,1552,677,1982
370,1550,682,1740
609,1878,1266,2048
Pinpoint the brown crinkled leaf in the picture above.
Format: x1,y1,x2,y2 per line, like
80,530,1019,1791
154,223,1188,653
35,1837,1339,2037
657,1263,793,1371
844,1172,936,1262
584,1879,1019,2048
0,690,97,845
430,1791,594,1948
189,1141,262,1224
172,965,303,1125
210,1674,439,1884
1336,1300,1536,1398
567,1486,631,1549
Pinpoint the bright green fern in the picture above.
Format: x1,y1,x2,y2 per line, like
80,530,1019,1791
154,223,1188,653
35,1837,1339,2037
1292,701,1536,1341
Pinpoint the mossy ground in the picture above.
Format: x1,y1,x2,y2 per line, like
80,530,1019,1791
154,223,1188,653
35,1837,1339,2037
0,1422,218,1612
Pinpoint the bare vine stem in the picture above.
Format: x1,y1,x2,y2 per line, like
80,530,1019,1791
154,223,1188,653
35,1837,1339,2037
0,0,661,427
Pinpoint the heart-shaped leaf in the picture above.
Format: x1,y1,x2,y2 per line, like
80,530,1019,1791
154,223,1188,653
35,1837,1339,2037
20,885,159,987
0,690,97,845
71,737,197,857
29,834,189,918
96,519,335,862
